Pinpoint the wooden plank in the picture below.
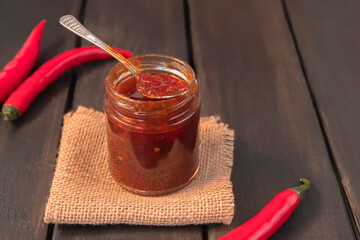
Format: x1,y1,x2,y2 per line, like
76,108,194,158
285,0,360,234
53,0,203,239
188,0,355,239
54,225,202,240
0,1,81,239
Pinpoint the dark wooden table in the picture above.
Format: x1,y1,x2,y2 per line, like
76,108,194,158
1,0,360,239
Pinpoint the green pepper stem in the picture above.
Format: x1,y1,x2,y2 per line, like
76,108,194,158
1,105,20,121
289,178,310,199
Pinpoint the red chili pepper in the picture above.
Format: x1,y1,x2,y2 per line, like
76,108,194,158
218,178,310,240
0,20,46,103
1,46,132,120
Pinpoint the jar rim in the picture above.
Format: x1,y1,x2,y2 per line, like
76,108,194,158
106,54,196,105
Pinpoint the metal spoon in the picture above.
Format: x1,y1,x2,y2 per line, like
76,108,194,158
59,15,186,99
59,15,140,77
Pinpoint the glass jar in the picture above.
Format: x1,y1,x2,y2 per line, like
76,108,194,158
103,54,201,196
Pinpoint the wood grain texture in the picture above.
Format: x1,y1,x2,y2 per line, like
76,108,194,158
54,224,202,240
188,0,355,239
285,0,360,234
53,0,203,239
0,0,81,239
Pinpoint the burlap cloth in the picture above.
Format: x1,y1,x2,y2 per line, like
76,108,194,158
44,106,235,225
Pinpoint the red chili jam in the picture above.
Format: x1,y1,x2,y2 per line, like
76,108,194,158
104,54,201,196
136,72,189,98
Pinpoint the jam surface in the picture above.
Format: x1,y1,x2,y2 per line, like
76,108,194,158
106,71,200,194
136,72,189,98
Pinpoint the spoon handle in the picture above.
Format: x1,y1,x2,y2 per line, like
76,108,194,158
59,15,139,76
